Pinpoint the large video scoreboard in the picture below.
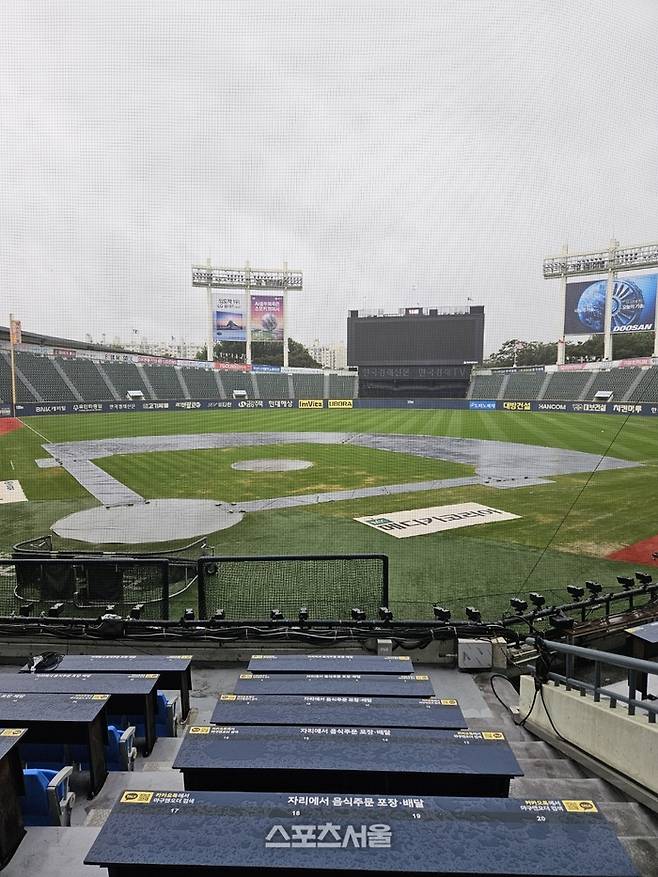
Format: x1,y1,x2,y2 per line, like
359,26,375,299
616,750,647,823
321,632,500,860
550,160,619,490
347,307,484,398
347,307,484,367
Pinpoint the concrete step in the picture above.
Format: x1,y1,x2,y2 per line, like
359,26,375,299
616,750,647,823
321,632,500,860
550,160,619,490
514,757,589,779
134,736,182,770
508,741,567,759
597,802,658,838
618,837,658,877
509,776,628,802
467,717,537,741
3,827,99,877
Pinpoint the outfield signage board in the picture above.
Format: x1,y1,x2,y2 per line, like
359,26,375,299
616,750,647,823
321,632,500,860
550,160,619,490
212,294,246,342
5,398,658,418
251,295,284,342
355,503,520,539
565,274,657,335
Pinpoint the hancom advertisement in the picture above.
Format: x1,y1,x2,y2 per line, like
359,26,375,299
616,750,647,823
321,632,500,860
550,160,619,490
564,274,657,335
213,294,246,341
251,295,284,342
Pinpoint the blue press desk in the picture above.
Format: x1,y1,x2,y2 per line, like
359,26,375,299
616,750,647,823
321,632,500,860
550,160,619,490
247,654,415,674
84,790,638,876
211,694,465,730
0,673,158,755
173,725,522,797
0,728,27,869
22,654,193,720
235,673,434,697
0,692,109,797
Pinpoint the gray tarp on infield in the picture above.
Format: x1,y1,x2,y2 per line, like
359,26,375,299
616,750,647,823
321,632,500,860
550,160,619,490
43,432,641,543
52,500,245,544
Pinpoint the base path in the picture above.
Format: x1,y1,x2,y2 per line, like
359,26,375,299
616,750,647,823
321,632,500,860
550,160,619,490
42,431,641,544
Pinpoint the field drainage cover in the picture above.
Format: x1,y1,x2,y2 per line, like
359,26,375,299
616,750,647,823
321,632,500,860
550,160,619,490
52,499,244,544
231,459,313,472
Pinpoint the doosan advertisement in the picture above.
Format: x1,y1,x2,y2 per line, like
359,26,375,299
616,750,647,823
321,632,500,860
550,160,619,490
564,274,657,335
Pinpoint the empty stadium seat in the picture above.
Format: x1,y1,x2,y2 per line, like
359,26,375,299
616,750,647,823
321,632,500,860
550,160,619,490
13,353,77,402
587,368,639,401
142,364,184,399
540,371,591,400
254,372,291,398
180,367,221,399
0,353,26,402
59,357,113,401
109,693,178,743
100,362,150,399
503,371,545,399
23,725,136,773
629,367,658,402
328,374,357,397
220,372,253,396
21,767,75,826
469,373,504,399
292,373,324,398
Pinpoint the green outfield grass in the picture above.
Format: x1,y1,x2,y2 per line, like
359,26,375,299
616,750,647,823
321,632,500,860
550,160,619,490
1,408,657,618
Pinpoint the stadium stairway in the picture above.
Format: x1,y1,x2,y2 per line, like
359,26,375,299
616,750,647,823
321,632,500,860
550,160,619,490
1,662,655,876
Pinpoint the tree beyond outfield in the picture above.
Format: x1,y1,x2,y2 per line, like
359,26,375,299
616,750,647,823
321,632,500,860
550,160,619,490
485,332,654,368
196,338,322,368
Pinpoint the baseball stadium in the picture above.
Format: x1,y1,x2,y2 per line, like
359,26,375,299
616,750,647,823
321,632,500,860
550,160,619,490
1,296,658,621
2,2,658,875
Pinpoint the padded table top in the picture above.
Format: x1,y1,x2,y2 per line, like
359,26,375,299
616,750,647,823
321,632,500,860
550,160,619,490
84,790,638,876
211,694,465,729
235,673,434,697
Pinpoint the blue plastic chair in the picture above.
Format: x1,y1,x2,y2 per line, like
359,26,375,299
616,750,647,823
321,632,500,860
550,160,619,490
109,693,178,743
73,725,136,771
23,724,136,773
21,767,75,826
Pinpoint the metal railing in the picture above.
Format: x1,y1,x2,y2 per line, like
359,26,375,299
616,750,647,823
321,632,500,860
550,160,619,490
527,636,658,724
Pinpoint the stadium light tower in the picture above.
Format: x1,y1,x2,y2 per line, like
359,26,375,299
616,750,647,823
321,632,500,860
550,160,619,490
543,240,658,364
192,261,303,366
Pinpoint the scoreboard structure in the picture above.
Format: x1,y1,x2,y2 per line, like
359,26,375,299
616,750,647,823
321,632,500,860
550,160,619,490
347,306,484,398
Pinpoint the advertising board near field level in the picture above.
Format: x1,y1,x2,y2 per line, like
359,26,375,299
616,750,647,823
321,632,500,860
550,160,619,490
355,502,520,539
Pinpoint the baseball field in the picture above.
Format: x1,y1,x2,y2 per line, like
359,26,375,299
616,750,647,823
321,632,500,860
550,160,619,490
1,407,657,618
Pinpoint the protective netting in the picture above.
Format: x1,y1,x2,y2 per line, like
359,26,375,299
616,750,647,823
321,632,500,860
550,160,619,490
11,558,170,619
198,555,388,620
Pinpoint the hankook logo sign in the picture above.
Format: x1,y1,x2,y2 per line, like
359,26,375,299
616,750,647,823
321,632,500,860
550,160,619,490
355,502,520,538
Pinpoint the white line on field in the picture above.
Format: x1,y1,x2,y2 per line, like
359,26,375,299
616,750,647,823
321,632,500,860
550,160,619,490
9,460,14,471
17,419,50,443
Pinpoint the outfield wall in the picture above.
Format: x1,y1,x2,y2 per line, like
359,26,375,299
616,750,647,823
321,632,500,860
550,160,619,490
2,398,658,417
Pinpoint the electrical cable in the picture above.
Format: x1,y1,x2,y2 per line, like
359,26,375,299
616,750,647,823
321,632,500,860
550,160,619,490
489,673,538,727
516,411,633,593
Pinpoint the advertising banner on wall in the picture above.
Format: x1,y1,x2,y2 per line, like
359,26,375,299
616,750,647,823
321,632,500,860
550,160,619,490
565,274,657,335
212,294,246,341
251,295,284,342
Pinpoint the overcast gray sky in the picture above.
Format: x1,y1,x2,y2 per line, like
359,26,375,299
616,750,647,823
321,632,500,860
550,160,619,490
2,0,658,354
